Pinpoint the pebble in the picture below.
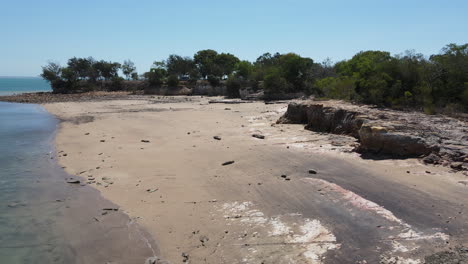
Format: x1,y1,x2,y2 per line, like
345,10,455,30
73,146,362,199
252,134,265,139
102,207,119,211
222,161,235,166
66,178,80,184
181,253,189,262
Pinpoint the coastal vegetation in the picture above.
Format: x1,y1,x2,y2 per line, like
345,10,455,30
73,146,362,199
41,43,468,112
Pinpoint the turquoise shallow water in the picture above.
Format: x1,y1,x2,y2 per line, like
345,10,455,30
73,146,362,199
0,103,159,263
0,79,158,263
0,77,51,96
0,102,72,263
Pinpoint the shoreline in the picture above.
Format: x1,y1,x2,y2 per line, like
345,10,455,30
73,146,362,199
41,95,468,263
0,91,138,104
1,101,160,264
45,104,162,264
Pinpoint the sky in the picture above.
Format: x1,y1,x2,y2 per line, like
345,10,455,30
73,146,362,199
1,0,467,76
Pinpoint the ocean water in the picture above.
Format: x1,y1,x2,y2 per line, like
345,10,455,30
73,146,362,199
0,77,51,96
0,81,158,263
0,102,72,263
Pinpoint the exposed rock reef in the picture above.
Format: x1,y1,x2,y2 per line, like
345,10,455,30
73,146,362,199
277,100,468,170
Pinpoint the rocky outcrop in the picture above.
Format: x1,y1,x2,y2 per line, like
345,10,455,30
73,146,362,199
357,124,434,156
277,101,467,169
277,103,311,124
305,105,363,138
277,103,364,139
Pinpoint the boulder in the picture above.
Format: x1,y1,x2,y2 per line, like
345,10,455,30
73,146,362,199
276,103,310,124
358,124,433,156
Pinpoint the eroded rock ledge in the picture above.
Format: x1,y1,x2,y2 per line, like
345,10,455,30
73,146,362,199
277,101,468,170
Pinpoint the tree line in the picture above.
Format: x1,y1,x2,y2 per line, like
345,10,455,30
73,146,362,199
41,43,468,113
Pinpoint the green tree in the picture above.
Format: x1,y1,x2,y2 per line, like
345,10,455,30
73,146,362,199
194,49,218,79
94,60,121,81
41,62,65,93
166,55,195,78
214,53,240,78
122,60,137,80
336,50,395,105
263,67,290,95
278,53,314,92
235,60,253,79
429,43,468,108
67,57,95,80
144,62,167,87
41,62,62,83
315,76,355,100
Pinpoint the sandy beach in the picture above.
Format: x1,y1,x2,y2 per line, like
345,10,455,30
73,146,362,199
43,96,468,263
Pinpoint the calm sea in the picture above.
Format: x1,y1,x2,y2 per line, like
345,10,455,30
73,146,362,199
0,79,158,263
0,102,71,263
0,77,51,96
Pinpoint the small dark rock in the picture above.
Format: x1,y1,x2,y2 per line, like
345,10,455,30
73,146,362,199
102,208,119,211
213,136,221,140
181,253,189,262
141,140,150,143
222,161,235,166
423,153,441,164
66,178,80,184
450,162,464,170
280,174,287,178
252,134,265,139
308,169,317,174
199,235,209,246
145,256,170,264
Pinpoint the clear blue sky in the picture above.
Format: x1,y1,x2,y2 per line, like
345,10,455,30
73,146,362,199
1,0,467,76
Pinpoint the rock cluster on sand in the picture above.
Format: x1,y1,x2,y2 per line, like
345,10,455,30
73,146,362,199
0,91,136,104
277,101,468,170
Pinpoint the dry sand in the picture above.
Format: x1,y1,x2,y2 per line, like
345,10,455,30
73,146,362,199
44,96,468,263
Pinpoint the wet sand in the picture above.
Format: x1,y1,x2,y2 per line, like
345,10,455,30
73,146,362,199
44,96,468,263
0,102,158,264
39,163,160,264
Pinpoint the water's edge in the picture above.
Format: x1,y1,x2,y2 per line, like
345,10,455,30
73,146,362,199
0,102,159,264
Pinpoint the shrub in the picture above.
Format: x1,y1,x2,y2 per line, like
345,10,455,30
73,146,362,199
226,76,241,98
109,76,124,91
167,75,179,88
207,75,220,87
263,69,289,96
